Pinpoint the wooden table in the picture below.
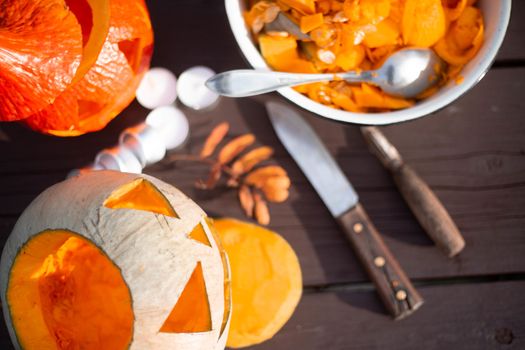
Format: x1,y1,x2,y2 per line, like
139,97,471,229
1,1,524,349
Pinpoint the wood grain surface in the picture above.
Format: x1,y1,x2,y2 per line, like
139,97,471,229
0,1,523,349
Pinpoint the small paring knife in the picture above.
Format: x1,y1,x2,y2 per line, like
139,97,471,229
360,127,465,257
266,102,423,320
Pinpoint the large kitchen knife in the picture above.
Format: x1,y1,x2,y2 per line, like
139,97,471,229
266,102,423,319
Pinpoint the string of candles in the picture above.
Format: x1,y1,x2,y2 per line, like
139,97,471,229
68,66,219,178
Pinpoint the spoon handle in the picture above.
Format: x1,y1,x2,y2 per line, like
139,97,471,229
206,69,368,97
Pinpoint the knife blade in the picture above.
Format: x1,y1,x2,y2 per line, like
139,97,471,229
264,13,311,41
266,101,423,319
361,126,465,257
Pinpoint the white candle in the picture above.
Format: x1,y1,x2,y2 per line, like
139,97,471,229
120,124,167,167
95,146,143,174
136,67,178,109
177,66,219,110
146,106,189,150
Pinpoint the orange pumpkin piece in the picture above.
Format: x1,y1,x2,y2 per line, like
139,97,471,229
316,0,332,14
343,0,391,25
363,18,400,48
24,0,154,136
402,0,446,47
352,84,414,109
442,0,468,21
335,44,365,70
260,35,299,70
300,13,324,33
0,0,83,122
278,0,316,14
260,35,317,73
331,90,363,112
388,0,405,24
434,6,484,66
366,44,399,64
214,218,302,349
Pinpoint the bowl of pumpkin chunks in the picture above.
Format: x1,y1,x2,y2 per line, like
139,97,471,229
225,0,511,125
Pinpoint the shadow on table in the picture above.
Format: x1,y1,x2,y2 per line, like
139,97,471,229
339,126,435,248
0,101,147,177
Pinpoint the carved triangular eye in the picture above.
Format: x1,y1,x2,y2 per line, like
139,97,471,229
104,178,178,218
188,222,212,247
159,262,212,333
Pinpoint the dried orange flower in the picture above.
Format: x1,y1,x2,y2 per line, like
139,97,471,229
167,122,291,225
200,122,229,158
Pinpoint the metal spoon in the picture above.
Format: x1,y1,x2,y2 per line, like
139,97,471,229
206,48,446,99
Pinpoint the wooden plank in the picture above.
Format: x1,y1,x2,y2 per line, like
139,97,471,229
1,67,525,286
497,0,525,62
250,281,525,350
145,0,245,72
0,280,521,350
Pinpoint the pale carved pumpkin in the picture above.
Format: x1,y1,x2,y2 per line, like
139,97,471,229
0,171,231,350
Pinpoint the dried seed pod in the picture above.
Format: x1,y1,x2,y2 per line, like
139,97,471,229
245,166,287,188
232,147,274,175
254,193,270,225
262,186,290,203
238,185,255,217
200,122,230,158
265,176,291,190
206,164,222,189
218,134,256,165
261,175,291,203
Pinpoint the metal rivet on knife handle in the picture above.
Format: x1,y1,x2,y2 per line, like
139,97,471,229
374,256,386,267
353,223,363,233
391,280,400,288
396,290,408,301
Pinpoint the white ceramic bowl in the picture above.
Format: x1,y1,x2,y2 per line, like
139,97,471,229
225,0,511,125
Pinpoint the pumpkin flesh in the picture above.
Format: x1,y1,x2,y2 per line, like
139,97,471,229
159,262,212,333
7,230,133,350
214,219,302,348
0,0,83,122
103,178,178,218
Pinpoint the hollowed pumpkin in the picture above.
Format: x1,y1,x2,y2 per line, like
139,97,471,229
0,171,231,350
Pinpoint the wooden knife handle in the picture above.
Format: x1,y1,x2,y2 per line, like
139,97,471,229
337,204,423,320
392,164,465,257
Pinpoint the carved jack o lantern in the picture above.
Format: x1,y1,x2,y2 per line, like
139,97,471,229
0,171,231,350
